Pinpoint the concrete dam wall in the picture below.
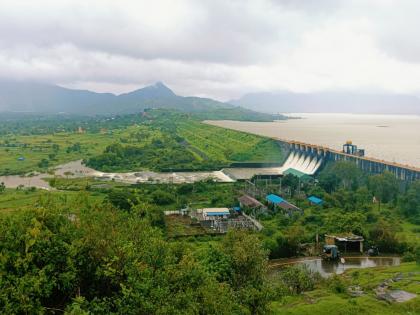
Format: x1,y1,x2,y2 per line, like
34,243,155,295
276,139,420,181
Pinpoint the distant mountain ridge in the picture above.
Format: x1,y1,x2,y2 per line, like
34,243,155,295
0,81,251,118
230,91,420,115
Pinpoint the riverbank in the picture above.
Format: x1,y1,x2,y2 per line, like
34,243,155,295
270,262,420,315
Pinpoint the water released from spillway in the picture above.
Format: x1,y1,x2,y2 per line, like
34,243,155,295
206,113,420,168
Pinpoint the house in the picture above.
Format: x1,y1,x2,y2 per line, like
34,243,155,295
239,195,264,209
266,194,302,215
266,194,285,204
325,233,364,253
308,195,323,205
200,208,230,221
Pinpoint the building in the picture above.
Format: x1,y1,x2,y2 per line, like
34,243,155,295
283,168,312,182
200,208,230,221
325,233,364,253
266,194,302,215
239,195,264,209
266,194,285,204
308,195,323,205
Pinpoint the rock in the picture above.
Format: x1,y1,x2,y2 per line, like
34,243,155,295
347,285,364,297
376,290,417,303
393,273,404,281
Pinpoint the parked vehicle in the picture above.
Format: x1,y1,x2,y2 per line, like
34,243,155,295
322,244,340,260
367,246,379,256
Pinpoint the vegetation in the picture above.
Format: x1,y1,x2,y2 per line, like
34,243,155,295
270,263,420,315
0,196,271,314
0,110,283,174
0,111,419,314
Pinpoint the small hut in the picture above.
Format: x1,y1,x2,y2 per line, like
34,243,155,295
325,233,364,253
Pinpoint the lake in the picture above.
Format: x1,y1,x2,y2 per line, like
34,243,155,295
206,113,420,168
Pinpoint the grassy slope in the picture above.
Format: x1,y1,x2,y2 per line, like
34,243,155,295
270,263,420,315
0,116,283,174
176,120,283,163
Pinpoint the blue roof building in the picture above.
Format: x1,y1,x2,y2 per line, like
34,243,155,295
266,194,285,204
308,196,323,205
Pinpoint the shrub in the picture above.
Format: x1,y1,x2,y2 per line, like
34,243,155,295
151,190,175,205
327,274,346,294
277,265,320,294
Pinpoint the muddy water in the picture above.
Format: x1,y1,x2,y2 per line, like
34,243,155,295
270,256,401,278
206,113,420,168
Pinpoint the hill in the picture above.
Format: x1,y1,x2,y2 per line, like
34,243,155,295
230,91,420,114
0,80,280,121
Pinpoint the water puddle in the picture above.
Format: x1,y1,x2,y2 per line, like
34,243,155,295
270,256,401,277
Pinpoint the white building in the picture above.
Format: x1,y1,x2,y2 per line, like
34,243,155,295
199,208,230,221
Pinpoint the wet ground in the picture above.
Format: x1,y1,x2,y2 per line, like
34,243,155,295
0,160,237,189
269,256,401,277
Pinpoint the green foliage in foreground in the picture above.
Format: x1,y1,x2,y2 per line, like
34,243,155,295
0,195,272,314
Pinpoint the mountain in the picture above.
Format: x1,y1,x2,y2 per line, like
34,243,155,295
230,91,420,115
0,80,279,121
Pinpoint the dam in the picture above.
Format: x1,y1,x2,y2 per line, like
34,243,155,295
276,139,420,181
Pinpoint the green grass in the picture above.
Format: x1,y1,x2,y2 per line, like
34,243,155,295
270,263,420,315
397,222,420,245
0,188,105,213
0,131,120,174
165,214,211,238
176,120,284,163
0,114,284,175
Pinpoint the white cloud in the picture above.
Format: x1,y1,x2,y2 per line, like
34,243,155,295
1,0,420,100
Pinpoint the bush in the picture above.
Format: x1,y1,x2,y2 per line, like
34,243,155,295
107,190,137,211
151,190,175,205
277,265,320,294
327,274,346,294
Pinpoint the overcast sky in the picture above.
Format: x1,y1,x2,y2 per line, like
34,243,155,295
1,0,420,100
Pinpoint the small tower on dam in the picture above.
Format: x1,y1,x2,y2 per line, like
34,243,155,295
342,140,365,157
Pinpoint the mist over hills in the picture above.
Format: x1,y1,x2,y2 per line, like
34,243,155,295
0,80,276,125
230,91,420,115
0,81,235,115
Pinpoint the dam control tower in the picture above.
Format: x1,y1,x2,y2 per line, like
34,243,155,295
342,141,365,157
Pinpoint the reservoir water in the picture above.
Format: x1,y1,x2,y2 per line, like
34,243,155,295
206,113,420,168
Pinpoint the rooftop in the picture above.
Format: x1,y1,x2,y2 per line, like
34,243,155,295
266,194,285,204
239,195,264,208
308,195,323,205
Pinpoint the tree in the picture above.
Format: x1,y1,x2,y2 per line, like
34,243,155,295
368,171,399,209
107,190,137,211
0,182,5,193
399,181,420,220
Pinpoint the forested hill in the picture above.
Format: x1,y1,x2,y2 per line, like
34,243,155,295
0,80,281,121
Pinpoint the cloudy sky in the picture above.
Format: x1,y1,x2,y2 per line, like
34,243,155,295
1,0,420,100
